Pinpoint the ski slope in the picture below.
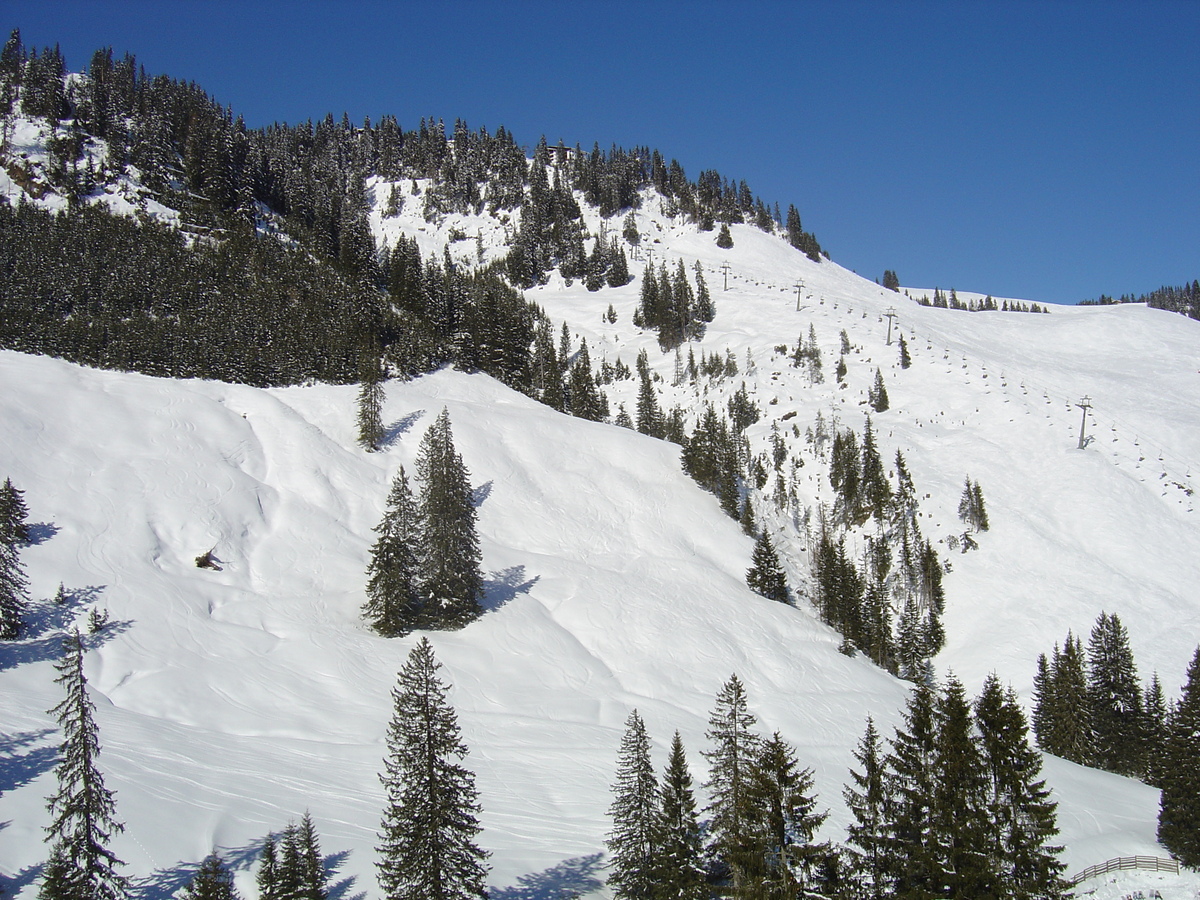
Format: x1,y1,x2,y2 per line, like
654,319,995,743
1,162,1199,899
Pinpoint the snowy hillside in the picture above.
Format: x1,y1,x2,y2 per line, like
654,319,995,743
3,103,1200,899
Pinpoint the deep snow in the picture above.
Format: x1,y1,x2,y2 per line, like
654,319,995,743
2,135,1199,898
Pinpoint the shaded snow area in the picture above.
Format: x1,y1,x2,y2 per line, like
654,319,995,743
2,165,1200,898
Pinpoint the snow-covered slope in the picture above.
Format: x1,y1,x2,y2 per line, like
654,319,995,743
3,135,1200,899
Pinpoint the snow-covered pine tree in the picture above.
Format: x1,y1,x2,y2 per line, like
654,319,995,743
0,476,30,543
364,466,424,636
1157,646,1200,866
653,732,705,900
256,834,280,900
416,410,484,629
973,675,1067,900
883,683,939,897
356,348,386,452
843,717,890,900
180,853,240,900
868,368,888,412
746,532,789,604
931,676,997,899
40,631,127,900
703,674,762,898
0,476,29,638
606,710,660,900
1086,612,1145,776
743,732,827,899
1048,633,1093,765
377,637,489,900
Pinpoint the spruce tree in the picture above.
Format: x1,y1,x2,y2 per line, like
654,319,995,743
746,532,789,604
1086,612,1145,776
377,638,489,900
703,674,761,897
932,676,996,899
0,476,29,638
883,683,939,897
653,732,705,900
357,350,386,452
416,410,484,629
1048,633,1093,765
898,334,911,369
364,467,424,636
1158,646,1200,866
843,717,890,900
256,834,280,900
868,368,889,412
40,631,127,900
744,732,827,899
715,223,733,249
180,853,240,900
973,675,1067,899
606,710,660,900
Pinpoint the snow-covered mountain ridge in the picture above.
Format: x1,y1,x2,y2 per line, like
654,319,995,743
3,92,1200,899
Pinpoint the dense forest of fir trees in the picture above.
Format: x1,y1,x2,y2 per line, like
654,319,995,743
1080,280,1200,319
0,30,824,392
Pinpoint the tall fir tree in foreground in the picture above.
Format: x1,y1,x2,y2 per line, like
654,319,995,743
377,638,489,900
180,853,239,900
416,409,484,629
364,466,424,636
654,732,706,900
0,476,29,638
1086,612,1145,777
704,674,762,898
973,674,1067,899
843,717,890,900
40,631,127,900
606,710,660,900
1158,645,1200,867
743,732,827,898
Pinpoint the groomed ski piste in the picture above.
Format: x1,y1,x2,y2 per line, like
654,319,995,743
2,129,1200,899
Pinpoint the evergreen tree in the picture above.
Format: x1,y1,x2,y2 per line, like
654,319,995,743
377,638,489,900
1158,646,1200,866
860,417,891,522
40,631,127,900
1047,634,1093,765
364,467,424,636
0,476,30,543
704,675,761,897
931,676,996,899
636,370,663,438
416,410,484,629
883,683,940,897
744,732,828,899
898,334,911,369
653,732,705,900
957,478,989,533
180,853,240,900
973,675,1067,900
715,223,733,249
1156,648,1200,868
1087,612,1145,776
607,710,661,900
1143,673,1170,788
357,350,386,452
868,368,889,413
843,717,890,900
256,834,281,900
882,270,900,292
746,531,789,604
295,811,328,900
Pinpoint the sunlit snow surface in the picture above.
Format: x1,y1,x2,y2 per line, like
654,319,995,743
2,173,1200,897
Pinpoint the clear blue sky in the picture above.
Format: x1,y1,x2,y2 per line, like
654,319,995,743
6,0,1198,304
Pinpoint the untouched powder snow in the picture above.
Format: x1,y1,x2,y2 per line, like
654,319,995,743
2,173,1199,897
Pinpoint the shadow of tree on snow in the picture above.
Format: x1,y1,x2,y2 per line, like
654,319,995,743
471,480,493,508
23,521,60,545
0,863,42,899
131,837,267,900
481,565,539,613
380,409,425,449
0,727,58,794
0,586,130,672
490,853,605,900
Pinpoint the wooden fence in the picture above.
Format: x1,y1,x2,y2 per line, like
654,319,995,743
1070,855,1179,885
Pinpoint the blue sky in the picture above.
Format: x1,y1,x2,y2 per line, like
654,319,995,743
6,0,1198,304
